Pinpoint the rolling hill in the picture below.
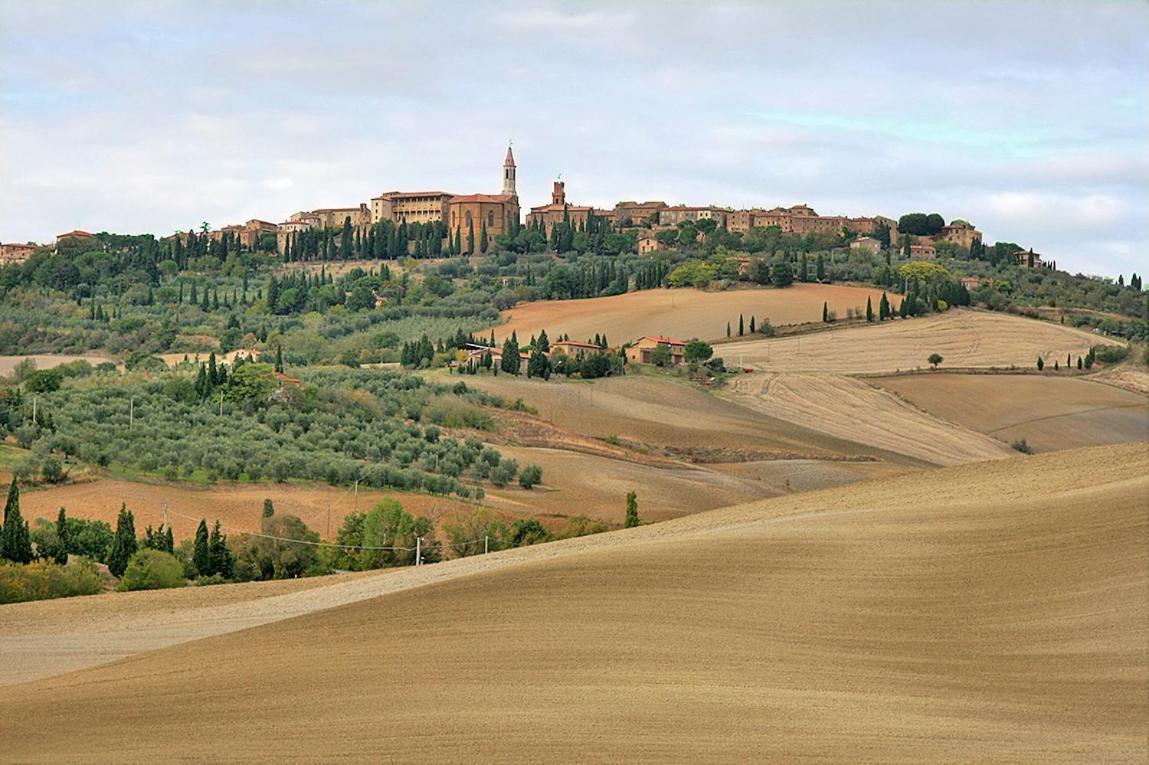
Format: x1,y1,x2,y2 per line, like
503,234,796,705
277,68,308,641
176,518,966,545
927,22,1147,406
3,443,1145,763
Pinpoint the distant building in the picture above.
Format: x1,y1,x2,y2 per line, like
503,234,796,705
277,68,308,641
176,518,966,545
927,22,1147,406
370,191,455,226
550,340,602,360
637,233,664,255
909,243,937,259
613,201,667,228
55,230,95,247
960,276,991,289
937,220,982,250
210,219,277,250
657,205,730,228
446,145,521,247
727,205,897,243
0,242,38,264
850,236,881,254
1015,249,1044,268
626,335,686,366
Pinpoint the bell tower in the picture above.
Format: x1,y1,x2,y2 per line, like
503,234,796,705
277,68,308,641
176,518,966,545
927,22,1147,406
502,143,517,197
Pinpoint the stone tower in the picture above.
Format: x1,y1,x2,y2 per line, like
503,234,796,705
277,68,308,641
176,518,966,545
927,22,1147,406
502,144,517,197
551,180,566,206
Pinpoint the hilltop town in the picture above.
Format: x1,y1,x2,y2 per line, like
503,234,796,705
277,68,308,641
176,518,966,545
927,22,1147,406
3,145,1048,272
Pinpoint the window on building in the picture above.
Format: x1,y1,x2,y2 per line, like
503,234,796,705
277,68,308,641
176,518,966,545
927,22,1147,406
488,210,494,227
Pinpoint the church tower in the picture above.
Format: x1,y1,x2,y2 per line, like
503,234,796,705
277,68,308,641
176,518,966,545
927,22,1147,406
502,144,517,197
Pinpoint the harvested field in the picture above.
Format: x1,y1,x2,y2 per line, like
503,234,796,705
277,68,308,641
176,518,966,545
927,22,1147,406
457,371,890,461
0,353,115,375
19,479,475,541
490,283,896,344
727,373,1017,466
487,444,778,522
874,373,1149,453
719,308,1117,374
3,443,1145,762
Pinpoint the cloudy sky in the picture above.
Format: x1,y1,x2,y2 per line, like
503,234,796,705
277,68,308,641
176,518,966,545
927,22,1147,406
1,1,1145,277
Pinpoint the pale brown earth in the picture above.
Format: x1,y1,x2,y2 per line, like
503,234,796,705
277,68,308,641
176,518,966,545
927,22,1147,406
0,353,115,375
490,283,897,344
1094,365,1149,396
19,479,476,541
486,443,779,522
874,373,1149,453
2,443,1145,763
458,371,897,461
718,308,1117,374
726,373,1017,466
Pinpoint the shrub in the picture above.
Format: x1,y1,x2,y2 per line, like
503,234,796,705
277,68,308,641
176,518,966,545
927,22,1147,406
518,464,543,489
0,559,106,604
1011,438,1032,454
117,549,187,591
1093,344,1130,364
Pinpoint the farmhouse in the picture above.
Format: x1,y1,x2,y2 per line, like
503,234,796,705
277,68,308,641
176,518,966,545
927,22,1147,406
909,243,937,259
550,340,602,360
850,236,881,254
55,230,95,247
1015,249,1044,268
626,335,686,366
638,233,664,255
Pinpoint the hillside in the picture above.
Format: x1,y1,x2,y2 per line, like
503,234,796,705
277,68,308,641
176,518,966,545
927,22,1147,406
718,308,1116,374
4,443,1145,763
874,373,1149,452
490,283,896,344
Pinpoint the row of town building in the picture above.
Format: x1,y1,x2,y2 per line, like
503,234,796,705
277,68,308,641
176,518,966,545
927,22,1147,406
463,335,689,368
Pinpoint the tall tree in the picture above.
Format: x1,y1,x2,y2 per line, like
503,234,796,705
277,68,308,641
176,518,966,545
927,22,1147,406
208,520,234,578
107,504,138,577
625,491,640,528
1,479,32,564
54,507,70,564
193,519,211,576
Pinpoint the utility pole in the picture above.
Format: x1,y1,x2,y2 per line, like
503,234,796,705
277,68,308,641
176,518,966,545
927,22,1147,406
326,504,331,538
484,535,489,555
218,393,224,417
129,397,134,430
353,479,359,514
32,395,37,424
415,536,422,566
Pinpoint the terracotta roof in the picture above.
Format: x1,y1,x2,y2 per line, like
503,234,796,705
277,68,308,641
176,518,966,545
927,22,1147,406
639,335,686,346
553,340,602,349
57,230,94,238
529,203,596,214
373,191,454,200
449,193,515,204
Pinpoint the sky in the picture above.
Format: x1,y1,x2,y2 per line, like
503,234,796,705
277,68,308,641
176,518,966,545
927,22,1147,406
1,0,1146,278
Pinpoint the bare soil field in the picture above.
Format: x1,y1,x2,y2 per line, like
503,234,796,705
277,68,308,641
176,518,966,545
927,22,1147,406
727,373,1017,466
457,371,894,461
3,443,1144,762
19,479,476,541
719,308,1117,374
874,373,1149,453
0,353,115,375
487,444,778,522
490,283,897,344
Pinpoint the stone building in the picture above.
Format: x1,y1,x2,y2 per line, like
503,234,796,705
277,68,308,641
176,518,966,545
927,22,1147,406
445,146,520,245
527,180,612,237
0,242,38,263
937,220,982,250
370,191,455,226
657,205,730,228
909,243,937,259
211,219,277,250
613,201,667,228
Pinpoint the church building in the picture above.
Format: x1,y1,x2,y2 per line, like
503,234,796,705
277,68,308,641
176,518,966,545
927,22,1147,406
446,146,521,247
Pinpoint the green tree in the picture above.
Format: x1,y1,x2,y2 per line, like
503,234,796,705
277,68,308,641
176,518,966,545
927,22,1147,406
822,301,829,323
684,340,713,364
107,504,138,578
480,221,488,254
54,507,69,564
625,491,640,528
738,314,745,336
526,349,551,380
770,260,793,287
879,291,890,320
208,520,235,578
508,518,548,547
1,479,33,564
927,353,943,369
1037,356,1045,371
262,499,275,519
519,464,543,489
193,519,210,576
866,296,874,322
117,549,186,591
443,508,507,557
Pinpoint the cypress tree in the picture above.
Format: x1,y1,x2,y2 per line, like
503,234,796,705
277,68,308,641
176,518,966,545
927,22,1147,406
193,519,211,576
55,507,69,564
749,316,756,333
879,291,890,320
208,521,234,578
480,221,488,254
107,504,137,578
822,301,829,323
467,221,475,255
726,321,731,338
866,296,874,322
1,479,32,564
625,491,640,528
738,314,745,336
164,526,174,554
262,499,275,518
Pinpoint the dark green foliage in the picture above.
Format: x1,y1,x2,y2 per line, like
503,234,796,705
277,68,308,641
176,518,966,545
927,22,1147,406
897,213,945,236
117,549,186,591
625,491,640,528
1,480,33,564
927,353,943,369
518,464,543,489
106,504,138,578
262,499,275,518
208,520,235,578
1036,356,1044,371
193,519,210,576
508,518,548,547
